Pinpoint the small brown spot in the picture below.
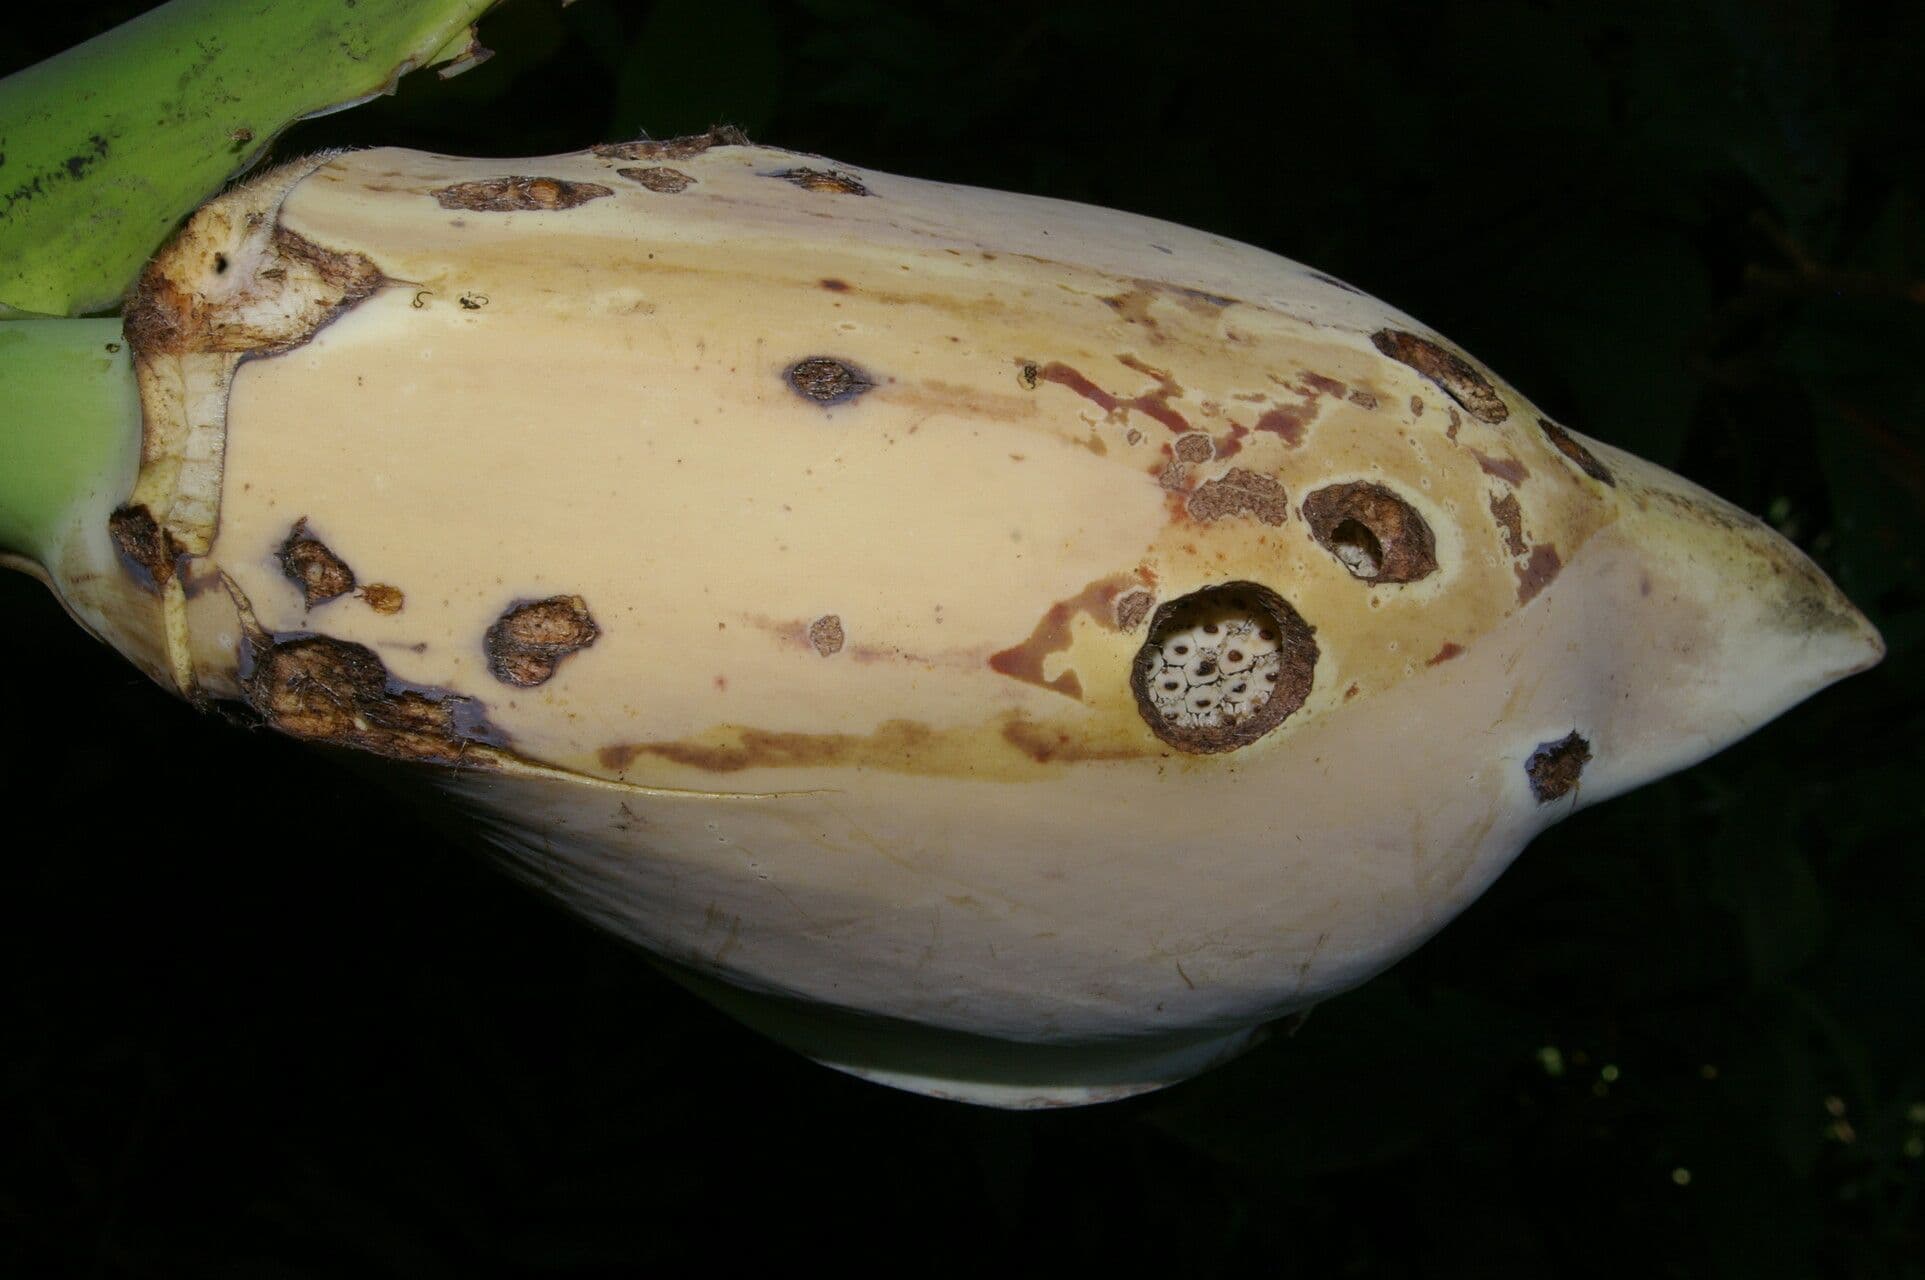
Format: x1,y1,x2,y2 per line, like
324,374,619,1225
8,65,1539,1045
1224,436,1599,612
1527,731,1591,803
1188,468,1290,526
1347,389,1379,409
1371,329,1509,425
769,167,871,196
1344,682,1360,700
592,126,749,161
243,632,501,765
1301,483,1437,584
360,584,404,614
818,277,851,292
1446,408,1462,440
786,356,874,405
1427,641,1465,665
107,504,181,591
1125,428,1144,445
1537,417,1616,486
1410,395,1424,416
277,518,355,606
1515,543,1562,604
1469,447,1529,486
616,166,694,193
1173,433,1214,464
485,595,600,687
1489,492,1527,557
432,176,613,212
809,615,845,657
1115,589,1155,631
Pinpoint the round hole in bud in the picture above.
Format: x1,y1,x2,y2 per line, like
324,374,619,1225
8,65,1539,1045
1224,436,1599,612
1131,582,1319,753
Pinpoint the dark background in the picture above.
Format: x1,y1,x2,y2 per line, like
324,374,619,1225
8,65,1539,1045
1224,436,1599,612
4,1,1923,1274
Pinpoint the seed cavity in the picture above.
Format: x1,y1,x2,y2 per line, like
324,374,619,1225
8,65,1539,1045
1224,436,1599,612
592,125,749,161
277,518,355,607
1527,731,1592,802
1370,329,1509,425
617,166,695,193
1537,416,1616,486
432,177,613,212
1187,468,1290,526
786,356,874,405
1301,482,1438,584
809,615,845,657
485,595,600,687
1131,583,1318,754
769,167,872,196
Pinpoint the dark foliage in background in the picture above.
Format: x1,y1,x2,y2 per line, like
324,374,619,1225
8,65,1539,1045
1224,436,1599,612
3,1,1921,1274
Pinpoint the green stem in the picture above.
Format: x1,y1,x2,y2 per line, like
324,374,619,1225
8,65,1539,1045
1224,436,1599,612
0,0,502,318
0,320,141,567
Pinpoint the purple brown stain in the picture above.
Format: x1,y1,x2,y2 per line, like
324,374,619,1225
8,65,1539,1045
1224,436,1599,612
988,574,1143,701
1469,448,1529,486
1514,544,1562,604
1427,641,1465,665
1489,492,1527,557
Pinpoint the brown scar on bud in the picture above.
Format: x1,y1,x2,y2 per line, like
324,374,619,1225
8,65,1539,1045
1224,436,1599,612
787,356,874,405
359,584,404,614
485,595,600,687
769,167,872,196
1301,482,1438,584
1115,589,1155,631
809,615,845,657
107,504,183,590
1537,416,1616,486
1470,448,1529,486
277,518,355,607
592,126,750,161
1428,641,1465,665
616,166,695,193
1187,468,1290,526
1172,433,1214,464
1346,389,1379,409
1489,492,1527,557
242,631,505,765
1515,544,1562,603
431,176,613,212
1527,731,1591,802
1370,329,1510,425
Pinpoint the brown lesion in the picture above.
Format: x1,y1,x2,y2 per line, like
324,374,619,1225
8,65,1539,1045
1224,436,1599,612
360,584,405,614
1300,482,1438,584
787,356,875,405
242,631,504,766
1527,731,1591,802
1187,468,1290,526
768,167,872,196
808,615,845,657
1537,416,1616,486
107,504,183,591
616,166,695,193
485,595,600,687
277,518,355,607
1172,433,1214,464
1370,329,1510,425
592,126,750,161
1489,492,1527,557
431,177,614,212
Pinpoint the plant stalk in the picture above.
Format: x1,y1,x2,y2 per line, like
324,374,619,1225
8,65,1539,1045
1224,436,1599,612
0,320,141,568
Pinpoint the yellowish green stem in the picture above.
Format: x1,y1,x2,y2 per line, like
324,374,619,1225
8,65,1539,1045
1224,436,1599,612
0,320,140,566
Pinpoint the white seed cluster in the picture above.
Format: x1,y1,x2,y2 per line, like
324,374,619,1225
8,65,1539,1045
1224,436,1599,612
1144,598,1285,731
